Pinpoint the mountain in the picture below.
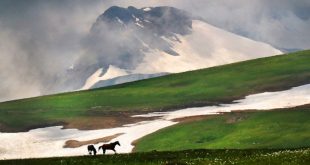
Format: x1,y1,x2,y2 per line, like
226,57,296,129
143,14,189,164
70,6,281,90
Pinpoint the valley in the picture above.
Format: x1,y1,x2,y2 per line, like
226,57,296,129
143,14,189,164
0,50,309,160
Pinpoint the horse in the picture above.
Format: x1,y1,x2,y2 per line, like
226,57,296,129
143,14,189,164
87,145,97,155
98,141,120,154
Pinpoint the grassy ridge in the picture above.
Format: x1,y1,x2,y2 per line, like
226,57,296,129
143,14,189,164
134,107,310,152
0,50,310,131
1,149,309,165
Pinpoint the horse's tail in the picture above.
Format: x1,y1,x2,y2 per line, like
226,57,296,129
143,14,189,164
98,146,102,151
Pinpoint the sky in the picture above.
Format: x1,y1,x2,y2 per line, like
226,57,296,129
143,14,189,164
0,0,309,102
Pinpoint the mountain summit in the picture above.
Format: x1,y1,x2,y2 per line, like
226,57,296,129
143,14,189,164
93,6,192,36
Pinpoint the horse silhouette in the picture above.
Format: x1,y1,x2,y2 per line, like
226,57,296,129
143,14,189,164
98,141,120,154
87,145,97,155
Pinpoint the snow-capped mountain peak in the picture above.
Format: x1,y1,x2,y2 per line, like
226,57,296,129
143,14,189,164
72,6,282,90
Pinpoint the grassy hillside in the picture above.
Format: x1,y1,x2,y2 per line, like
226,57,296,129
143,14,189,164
1,149,309,165
134,106,310,152
0,50,309,132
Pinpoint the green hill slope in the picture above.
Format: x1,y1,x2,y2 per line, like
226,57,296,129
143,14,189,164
134,106,310,151
0,50,309,132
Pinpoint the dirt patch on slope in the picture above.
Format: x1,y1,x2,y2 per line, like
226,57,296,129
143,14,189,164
63,112,157,130
172,114,219,123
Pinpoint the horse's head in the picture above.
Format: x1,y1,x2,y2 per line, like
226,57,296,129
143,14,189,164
115,141,121,146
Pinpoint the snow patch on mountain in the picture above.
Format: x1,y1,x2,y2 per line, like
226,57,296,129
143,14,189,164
142,7,152,12
81,65,128,90
91,72,168,89
134,20,282,74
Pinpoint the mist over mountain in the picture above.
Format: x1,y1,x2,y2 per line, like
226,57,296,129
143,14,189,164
1,2,305,102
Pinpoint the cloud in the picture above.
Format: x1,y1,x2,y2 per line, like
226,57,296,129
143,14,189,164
0,0,107,101
109,0,310,50
187,0,310,50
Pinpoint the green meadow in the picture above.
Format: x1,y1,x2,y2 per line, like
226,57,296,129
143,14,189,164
1,148,309,165
134,106,310,152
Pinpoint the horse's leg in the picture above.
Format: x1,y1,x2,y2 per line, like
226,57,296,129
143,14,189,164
113,149,117,154
103,149,106,154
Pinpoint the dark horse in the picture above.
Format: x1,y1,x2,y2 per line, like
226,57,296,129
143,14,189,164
98,141,120,154
87,145,97,155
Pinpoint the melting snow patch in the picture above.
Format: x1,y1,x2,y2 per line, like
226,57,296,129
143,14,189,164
0,120,175,160
144,19,151,23
143,7,151,11
116,17,124,24
135,84,310,119
135,22,144,28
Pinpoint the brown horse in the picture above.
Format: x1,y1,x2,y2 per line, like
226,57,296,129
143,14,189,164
98,141,120,154
87,145,97,155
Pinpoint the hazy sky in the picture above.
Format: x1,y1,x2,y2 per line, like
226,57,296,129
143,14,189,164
0,0,309,101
